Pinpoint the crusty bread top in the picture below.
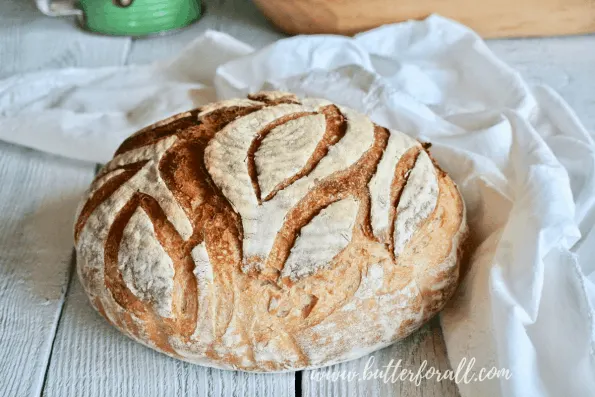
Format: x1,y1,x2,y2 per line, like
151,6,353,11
74,91,467,372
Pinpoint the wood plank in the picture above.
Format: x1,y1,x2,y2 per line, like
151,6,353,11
41,274,295,397
487,36,595,133
0,2,127,395
303,317,460,397
0,0,131,79
0,142,95,397
212,0,285,49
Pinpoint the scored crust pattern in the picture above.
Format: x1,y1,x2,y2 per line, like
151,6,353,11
74,91,467,371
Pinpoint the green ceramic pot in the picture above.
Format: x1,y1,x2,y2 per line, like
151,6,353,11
43,0,202,36
80,0,202,36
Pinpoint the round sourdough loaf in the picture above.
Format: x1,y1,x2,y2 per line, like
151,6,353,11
74,91,467,372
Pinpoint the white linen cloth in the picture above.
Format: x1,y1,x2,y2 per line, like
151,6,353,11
1,15,593,397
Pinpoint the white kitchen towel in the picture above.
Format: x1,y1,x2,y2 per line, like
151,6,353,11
1,15,594,397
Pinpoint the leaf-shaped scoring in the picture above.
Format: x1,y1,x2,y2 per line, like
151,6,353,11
79,134,193,242
368,129,419,241
204,103,376,275
119,207,175,318
255,114,327,200
282,198,359,281
392,150,439,256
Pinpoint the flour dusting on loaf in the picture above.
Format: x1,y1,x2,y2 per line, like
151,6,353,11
119,208,174,318
74,91,467,372
255,113,326,199
282,198,359,281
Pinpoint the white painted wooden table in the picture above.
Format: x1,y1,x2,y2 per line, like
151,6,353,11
0,1,593,396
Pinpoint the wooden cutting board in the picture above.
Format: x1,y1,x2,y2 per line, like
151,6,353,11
253,0,595,38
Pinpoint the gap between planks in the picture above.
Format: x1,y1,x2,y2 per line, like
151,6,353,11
37,163,104,397
37,254,77,397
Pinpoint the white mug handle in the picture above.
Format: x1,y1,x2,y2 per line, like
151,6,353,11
35,0,82,16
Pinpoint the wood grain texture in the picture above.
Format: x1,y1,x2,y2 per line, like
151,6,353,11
126,0,282,63
0,142,95,397
303,317,460,397
42,276,295,397
0,0,131,79
488,36,595,133
252,0,595,38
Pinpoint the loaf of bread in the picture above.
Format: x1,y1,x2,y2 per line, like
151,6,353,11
74,91,467,372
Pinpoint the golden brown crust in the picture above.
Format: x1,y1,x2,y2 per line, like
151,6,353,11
74,91,467,372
